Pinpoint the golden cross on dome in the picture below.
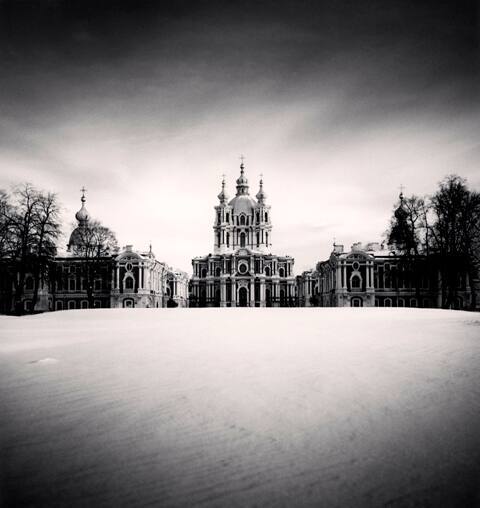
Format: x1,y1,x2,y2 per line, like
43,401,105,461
239,154,245,165
80,186,87,196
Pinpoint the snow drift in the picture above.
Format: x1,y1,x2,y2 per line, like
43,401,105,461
1,308,479,507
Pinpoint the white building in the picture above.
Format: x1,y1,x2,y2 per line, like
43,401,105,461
190,161,295,307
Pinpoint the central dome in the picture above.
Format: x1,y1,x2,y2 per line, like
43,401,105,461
228,194,257,215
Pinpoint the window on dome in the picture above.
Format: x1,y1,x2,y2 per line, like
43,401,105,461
226,213,229,222
240,232,246,247
240,215,246,226
256,211,260,223
265,212,268,222
256,232,259,247
226,233,230,247
279,267,285,277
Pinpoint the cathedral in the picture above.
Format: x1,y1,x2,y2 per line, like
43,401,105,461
190,161,295,307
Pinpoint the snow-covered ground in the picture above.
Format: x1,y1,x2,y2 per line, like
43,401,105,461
1,308,480,507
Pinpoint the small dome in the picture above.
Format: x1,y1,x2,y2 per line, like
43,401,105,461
75,191,89,224
235,162,249,195
256,177,267,203
394,192,408,220
217,176,229,203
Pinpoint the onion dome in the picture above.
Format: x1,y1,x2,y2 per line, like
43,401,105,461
229,160,257,213
256,176,267,204
217,175,229,204
67,188,89,252
394,191,408,220
235,162,249,195
75,188,89,225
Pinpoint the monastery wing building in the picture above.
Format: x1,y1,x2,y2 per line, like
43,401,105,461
190,161,295,307
0,191,189,313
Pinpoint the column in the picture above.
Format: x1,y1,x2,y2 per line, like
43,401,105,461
250,279,255,307
220,279,226,307
260,279,266,306
231,279,236,307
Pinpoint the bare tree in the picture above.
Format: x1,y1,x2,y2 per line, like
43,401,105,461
429,175,480,309
387,193,430,304
30,191,61,311
71,219,118,308
0,184,62,313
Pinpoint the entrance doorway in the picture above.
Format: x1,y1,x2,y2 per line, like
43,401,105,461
351,297,363,307
238,287,248,307
123,298,134,308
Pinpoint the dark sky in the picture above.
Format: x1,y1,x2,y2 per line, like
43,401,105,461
0,0,479,271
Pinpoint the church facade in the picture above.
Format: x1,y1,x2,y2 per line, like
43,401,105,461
190,162,295,307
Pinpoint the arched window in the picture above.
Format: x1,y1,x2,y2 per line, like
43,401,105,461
384,298,392,307
256,211,260,223
265,212,268,222
279,267,285,277
215,267,221,277
201,268,207,278
68,300,76,310
81,300,88,309
25,276,34,290
240,232,246,247
398,298,404,307
226,232,230,247
351,275,361,288
266,232,269,246
240,215,246,225
265,266,271,276
226,213,229,222
217,232,221,247
410,298,417,307
125,276,134,290
256,232,259,246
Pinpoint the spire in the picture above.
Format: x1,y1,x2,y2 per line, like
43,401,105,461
236,155,249,196
75,186,89,225
256,173,267,203
217,174,229,204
